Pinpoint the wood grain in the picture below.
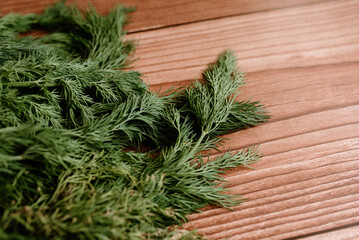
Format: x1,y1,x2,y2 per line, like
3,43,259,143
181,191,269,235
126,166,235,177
185,123,359,239
0,0,325,32
129,0,359,87
125,0,359,238
1,0,359,239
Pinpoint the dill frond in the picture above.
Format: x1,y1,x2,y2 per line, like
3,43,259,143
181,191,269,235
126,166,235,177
0,2,269,239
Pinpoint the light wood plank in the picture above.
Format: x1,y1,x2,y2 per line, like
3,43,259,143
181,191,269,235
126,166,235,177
0,0,326,32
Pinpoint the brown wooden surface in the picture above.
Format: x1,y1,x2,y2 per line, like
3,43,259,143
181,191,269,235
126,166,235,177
2,0,359,239
0,0,325,32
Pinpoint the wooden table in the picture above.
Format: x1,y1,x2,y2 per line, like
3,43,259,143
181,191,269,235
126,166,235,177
2,0,359,239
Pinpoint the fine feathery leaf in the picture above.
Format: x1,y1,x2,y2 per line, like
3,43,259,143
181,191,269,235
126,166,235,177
0,2,269,239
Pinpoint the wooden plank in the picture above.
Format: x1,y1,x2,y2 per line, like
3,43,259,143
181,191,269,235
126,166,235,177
151,62,359,127
0,0,326,32
129,0,359,86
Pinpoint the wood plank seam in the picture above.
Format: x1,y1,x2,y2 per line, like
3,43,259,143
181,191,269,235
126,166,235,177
288,222,359,239
148,61,359,89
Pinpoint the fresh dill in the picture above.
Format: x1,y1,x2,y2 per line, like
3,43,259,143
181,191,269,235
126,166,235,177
0,2,269,239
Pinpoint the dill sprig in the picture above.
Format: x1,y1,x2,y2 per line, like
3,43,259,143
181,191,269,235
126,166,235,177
0,2,269,239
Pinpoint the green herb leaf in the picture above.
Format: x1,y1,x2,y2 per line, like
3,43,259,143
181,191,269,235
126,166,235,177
0,2,269,239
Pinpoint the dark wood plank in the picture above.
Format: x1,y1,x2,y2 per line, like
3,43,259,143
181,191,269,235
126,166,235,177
0,0,327,32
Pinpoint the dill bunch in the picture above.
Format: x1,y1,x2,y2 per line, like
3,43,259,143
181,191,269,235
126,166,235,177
0,2,269,239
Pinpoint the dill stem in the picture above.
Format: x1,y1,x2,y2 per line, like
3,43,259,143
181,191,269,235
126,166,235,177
0,126,29,134
185,130,207,161
0,154,23,161
2,81,58,88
